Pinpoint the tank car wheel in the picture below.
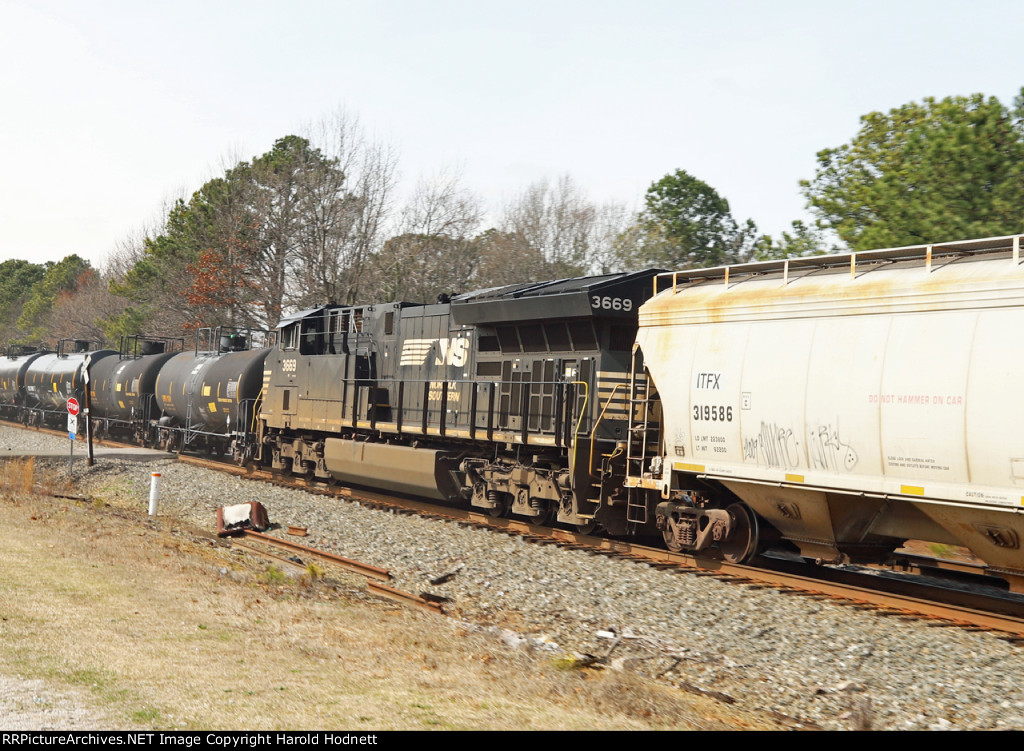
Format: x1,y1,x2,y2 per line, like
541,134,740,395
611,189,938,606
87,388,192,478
720,503,761,564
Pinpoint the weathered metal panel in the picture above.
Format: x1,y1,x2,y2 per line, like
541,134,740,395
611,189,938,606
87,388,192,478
963,308,1024,493
323,439,458,501
878,311,974,486
802,315,888,480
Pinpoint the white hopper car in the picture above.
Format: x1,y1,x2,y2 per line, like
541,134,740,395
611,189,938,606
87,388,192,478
628,234,1024,589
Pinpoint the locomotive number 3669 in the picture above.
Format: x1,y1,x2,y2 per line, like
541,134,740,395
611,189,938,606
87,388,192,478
591,296,633,311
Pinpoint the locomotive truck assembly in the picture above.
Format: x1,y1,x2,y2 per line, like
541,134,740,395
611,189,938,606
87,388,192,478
4,234,1024,589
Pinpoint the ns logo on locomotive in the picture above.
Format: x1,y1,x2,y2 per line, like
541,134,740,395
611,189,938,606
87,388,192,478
7,234,1024,592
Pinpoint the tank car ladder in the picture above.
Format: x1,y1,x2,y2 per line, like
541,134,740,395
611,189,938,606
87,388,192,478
625,346,660,525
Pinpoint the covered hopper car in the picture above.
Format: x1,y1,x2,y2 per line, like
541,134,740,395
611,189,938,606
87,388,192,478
627,234,1024,589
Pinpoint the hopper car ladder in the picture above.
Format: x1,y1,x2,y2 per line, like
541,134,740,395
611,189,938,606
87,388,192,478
625,348,660,525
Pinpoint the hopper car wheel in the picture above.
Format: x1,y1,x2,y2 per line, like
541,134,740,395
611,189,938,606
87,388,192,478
720,503,760,564
661,512,685,553
575,521,600,536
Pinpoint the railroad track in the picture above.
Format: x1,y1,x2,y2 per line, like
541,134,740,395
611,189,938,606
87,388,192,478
7,419,1024,638
231,530,447,614
172,453,1024,639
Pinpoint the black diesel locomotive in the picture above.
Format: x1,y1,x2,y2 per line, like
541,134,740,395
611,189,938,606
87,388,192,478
258,270,661,534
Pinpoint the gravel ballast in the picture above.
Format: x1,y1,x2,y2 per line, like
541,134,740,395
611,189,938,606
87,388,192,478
5,426,1024,730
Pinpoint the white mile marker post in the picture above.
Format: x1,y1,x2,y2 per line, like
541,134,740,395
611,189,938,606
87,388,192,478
148,472,161,516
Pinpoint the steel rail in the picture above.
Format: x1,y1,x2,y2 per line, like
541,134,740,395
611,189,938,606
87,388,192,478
365,581,446,614
75,452,1024,639
239,530,391,582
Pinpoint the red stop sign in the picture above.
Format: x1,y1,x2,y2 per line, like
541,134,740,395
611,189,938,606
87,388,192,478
67,397,80,416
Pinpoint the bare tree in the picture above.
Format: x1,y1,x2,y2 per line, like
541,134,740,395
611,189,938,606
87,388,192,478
589,201,636,274
372,170,483,302
471,229,546,289
48,268,130,345
295,110,399,307
498,175,632,279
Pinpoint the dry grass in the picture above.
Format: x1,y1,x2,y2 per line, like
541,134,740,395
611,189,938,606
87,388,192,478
0,456,39,495
0,459,780,730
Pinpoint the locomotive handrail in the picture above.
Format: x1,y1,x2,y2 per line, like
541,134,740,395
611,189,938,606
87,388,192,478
569,380,589,480
589,383,624,477
331,374,601,446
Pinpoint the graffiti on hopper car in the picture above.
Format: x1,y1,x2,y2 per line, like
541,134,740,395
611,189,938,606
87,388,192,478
809,422,858,472
743,422,801,469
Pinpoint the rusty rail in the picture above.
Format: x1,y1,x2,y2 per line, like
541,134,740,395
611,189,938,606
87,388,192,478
366,581,445,614
240,530,391,582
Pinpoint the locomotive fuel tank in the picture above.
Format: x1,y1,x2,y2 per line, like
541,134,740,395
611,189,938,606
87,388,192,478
632,234,1024,585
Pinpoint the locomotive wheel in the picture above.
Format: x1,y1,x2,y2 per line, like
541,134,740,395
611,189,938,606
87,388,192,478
720,503,760,564
531,504,556,527
487,493,511,518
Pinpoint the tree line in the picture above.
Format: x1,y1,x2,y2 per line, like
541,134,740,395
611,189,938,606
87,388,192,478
7,90,1024,348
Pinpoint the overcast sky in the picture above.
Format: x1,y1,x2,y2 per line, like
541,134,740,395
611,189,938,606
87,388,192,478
2,0,1022,268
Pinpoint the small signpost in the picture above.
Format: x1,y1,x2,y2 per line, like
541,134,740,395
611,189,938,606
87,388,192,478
67,397,79,476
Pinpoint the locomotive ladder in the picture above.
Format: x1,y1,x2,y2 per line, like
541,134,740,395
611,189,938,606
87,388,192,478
625,350,659,525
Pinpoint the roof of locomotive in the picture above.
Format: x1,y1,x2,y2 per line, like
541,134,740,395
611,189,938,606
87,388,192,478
640,233,1024,327
453,272,632,302
276,305,341,329
450,269,664,325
